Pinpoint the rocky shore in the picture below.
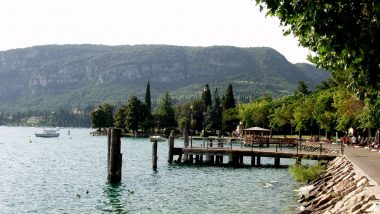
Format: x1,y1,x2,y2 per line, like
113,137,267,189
298,157,380,213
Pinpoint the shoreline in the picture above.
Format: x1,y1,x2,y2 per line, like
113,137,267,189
298,156,380,213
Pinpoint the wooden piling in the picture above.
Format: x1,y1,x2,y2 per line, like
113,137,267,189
152,140,158,170
257,155,261,166
205,141,212,163
183,129,189,163
168,130,175,164
251,155,256,166
107,128,111,172
274,156,280,167
239,156,244,165
108,128,122,183
228,154,233,165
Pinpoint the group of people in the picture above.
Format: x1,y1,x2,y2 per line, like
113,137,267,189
341,135,378,149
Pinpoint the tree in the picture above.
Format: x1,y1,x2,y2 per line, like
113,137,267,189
115,96,154,134
255,0,380,101
333,90,364,132
90,103,114,131
238,97,272,128
207,88,222,132
175,102,192,132
124,96,142,133
145,81,151,112
268,94,303,135
222,108,239,134
294,81,311,96
114,104,127,131
202,84,212,108
156,92,176,129
313,90,337,138
292,96,317,137
223,83,236,110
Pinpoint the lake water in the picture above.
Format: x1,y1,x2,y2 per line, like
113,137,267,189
0,126,302,213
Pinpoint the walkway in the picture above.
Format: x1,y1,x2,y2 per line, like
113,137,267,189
344,146,380,185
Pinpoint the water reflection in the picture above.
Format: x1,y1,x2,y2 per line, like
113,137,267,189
103,182,127,213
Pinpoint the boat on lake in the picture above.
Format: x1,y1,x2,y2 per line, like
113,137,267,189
35,129,60,138
150,135,166,142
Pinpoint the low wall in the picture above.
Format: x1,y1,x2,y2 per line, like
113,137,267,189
298,157,379,213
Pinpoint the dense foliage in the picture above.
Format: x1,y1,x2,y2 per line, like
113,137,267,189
256,0,380,125
91,103,114,130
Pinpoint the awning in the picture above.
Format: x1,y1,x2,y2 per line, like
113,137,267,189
244,127,270,132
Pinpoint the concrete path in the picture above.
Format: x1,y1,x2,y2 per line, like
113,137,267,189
344,146,380,185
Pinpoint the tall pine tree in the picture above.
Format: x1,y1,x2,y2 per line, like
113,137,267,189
202,84,212,108
145,81,151,112
223,83,236,110
207,88,222,131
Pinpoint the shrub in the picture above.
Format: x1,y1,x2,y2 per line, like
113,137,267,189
289,162,325,183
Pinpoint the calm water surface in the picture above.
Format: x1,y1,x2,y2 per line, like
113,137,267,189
0,126,302,213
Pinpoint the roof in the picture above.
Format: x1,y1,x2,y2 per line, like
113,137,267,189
244,127,271,132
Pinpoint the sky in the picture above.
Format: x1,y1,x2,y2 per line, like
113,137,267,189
0,0,311,63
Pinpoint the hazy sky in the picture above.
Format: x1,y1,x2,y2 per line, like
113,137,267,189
0,0,311,63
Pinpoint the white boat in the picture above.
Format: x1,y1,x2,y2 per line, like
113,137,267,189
35,108,60,138
150,135,166,142
35,129,60,138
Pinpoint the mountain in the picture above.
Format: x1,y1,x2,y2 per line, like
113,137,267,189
0,44,330,112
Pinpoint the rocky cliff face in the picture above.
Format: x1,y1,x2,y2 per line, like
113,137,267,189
0,44,330,111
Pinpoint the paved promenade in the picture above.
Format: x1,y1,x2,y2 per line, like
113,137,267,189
344,146,380,185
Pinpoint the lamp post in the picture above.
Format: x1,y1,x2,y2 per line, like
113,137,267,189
190,105,193,148
203,87,207,148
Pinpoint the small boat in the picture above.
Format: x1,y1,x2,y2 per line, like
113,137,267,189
150,135,166,142
35,108,60,138
35,129,60,138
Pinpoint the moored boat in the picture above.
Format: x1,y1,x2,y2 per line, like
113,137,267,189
35,129,60,138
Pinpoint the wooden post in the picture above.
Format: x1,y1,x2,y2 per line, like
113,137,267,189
251,155,256,166
239,156,244,165
228,154,233,166
107,128,111,172
195,155,200,164
189,154,193,164
108,128,122,183
205,141,213,164
168,130,175,164
152,140,158,170
274,156,280,167
183,129,189,163
257,155,261,166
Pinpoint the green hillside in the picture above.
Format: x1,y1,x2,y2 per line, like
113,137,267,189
0,44,330,112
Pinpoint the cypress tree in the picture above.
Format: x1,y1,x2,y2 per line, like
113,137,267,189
145,81,151,112
223,83,236,110
202,84,212,108
207,88,222,131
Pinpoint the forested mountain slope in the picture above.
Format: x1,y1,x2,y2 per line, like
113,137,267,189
0,44,330,112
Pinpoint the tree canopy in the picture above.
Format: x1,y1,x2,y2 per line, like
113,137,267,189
91,103,114,130
156,92,176,129
256,0,380,98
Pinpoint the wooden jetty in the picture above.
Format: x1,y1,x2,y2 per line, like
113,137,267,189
167,132,339,168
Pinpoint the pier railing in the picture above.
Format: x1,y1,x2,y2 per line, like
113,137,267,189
166,135,340,168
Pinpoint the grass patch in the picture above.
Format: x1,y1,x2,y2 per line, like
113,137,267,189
289,162,325,183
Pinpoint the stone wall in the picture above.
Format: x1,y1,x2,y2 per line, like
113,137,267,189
298,157,379,213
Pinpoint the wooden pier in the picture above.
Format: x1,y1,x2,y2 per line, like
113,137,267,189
168,138,339,168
